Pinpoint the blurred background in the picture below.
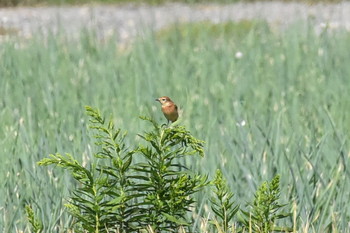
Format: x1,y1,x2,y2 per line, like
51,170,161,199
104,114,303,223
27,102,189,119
0,0,341,7
1,0,350,232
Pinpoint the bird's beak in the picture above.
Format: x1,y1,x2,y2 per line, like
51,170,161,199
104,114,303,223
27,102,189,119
155,98,160,102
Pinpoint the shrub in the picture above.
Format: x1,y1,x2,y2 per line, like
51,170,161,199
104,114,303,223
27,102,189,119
33,106,293,232
37,106,207,232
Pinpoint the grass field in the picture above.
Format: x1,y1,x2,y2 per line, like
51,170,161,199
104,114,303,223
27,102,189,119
1,20,350,232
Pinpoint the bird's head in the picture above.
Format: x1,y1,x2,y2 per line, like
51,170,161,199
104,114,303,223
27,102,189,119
155,96,172,105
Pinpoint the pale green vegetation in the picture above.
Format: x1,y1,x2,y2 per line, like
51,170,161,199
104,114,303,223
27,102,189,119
1,20,350,232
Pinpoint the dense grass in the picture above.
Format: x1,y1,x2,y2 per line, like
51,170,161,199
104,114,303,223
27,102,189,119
1,20,350,232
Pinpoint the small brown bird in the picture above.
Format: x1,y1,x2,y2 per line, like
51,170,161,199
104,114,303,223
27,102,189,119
155,96,179,124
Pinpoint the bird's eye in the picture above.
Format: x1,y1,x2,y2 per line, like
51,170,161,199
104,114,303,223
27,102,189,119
162,98,166,101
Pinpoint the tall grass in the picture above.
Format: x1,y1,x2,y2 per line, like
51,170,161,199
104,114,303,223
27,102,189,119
1,20,350,232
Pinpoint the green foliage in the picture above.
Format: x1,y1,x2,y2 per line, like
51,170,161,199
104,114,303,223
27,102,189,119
208,172,292,233
136,116,208,231
2,19,350,232
210,169,239,232
25,205,43,233
84,106,137,231
241,175,292,232
37,107,137,232
37,106,207,232
34,107,293,232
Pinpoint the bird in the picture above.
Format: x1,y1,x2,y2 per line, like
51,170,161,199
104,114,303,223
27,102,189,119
155,96,179,124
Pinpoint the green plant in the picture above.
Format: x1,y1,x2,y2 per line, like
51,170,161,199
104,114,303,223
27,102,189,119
38,107,137,232
241,175,292,233
210,169,239,232
37,106,207,232
25,205,43,233
135,116,208,231
3,19,350,232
